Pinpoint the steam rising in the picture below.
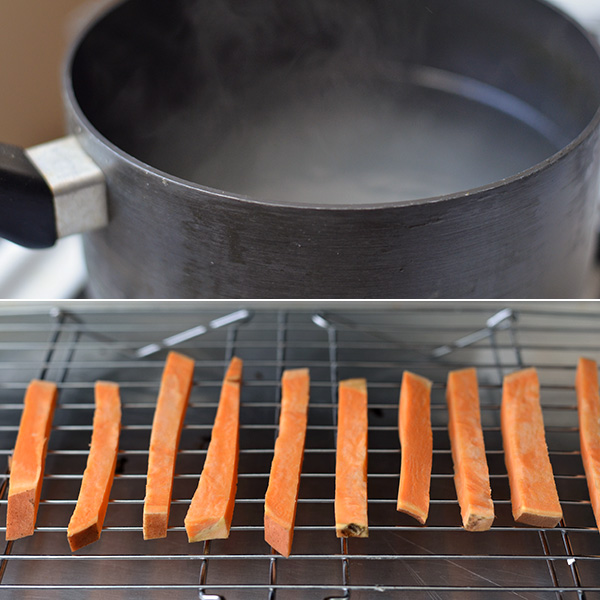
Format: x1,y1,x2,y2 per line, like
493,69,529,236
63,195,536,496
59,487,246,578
189,77,558,205
74,0,562,205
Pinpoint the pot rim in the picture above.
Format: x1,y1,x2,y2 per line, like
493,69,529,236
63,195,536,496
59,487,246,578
63,0,600,212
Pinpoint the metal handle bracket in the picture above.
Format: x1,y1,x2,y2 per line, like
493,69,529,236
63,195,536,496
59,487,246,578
26,136,108,239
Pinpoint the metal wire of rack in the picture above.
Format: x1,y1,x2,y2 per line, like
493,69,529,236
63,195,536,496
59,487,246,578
0,302,600,599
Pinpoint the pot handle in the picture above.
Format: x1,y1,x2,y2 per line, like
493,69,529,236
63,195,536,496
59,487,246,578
0,136,108,248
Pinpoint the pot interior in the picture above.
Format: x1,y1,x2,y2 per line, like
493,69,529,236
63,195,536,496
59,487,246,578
70,0,600,205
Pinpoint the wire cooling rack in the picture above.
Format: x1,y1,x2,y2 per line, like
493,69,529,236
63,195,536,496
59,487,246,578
1,302,600,599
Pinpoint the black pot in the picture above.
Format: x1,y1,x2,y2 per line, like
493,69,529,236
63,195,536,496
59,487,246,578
2,0,600,298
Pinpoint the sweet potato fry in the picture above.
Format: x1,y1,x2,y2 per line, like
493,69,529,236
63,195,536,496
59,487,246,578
576,357,600,531
185,357,242,542
335,378,368,538
6,380,58,540
67,381,121,551
143,351,195,539
264,368,310,557
501,368,562,527
446,368,494,531
397,371,432,525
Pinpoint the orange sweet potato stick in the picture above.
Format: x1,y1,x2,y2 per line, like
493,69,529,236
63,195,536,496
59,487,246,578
143,351,195,539
501,367,562,527
575,357,600,531
67,381,121,551
264,368,310,557
397,371,432,524
335,379,368,538
185,357,243,542
6,380,58,540
446,368,494,531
